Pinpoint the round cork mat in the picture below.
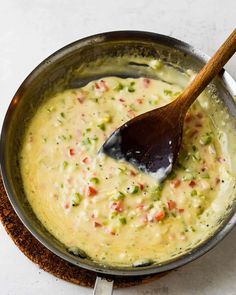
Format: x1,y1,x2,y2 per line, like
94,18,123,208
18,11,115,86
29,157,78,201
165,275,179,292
0,175,168,288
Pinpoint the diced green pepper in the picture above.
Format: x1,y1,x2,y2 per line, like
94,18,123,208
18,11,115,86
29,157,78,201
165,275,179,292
149,99,159,106
115,83,124,91
97,123,106,131
155,60,163,69
127,185,139,194
90,177,99,184
191,189,197,196
117,166,127,174
63,161,68,169
110,211,118,219
46,106,55,113
182,173,195,181
192,151,201,162
148,203,154,209
128,82,135,93
112,191,125,201
163,89,173,96
151,184,163,201
102,114,112,123
90,97,99,103
191,226,196,232
200,134,212,145
201,172,210,179
176,161,186,170
192,145,198,152
129,104,137,111
119,216,127,225
82,137,91,145
178,149,189,163
92,135,98,141
72,192,81,207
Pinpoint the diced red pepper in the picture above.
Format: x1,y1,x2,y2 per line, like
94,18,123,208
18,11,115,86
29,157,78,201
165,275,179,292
155,211,165,221
87,186,97,197
139,183,145,191
64,202,70,209
167,200,176,210
93,221,102,227
69,148,75,156
91,212,99,219
77,97,83,103
77,95,86,103
130,170,137,176
82,157,89,164
189,180,196,188
100,79,109,91
178,208,185,213
67,177,73,184
216,177,220,185
137,98,144,104
111,201,124,212
136,204,144,210
127,109,136,118
171,179,181,188
143,78,151,88
95,82,100,89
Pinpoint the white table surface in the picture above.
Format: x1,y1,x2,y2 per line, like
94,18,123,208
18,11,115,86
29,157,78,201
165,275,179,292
0,0,236,294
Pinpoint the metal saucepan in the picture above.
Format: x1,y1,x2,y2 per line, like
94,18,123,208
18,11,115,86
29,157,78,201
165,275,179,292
1,31,236,294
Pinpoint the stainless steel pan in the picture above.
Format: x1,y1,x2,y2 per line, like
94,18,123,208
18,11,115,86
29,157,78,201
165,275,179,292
1,31,236,294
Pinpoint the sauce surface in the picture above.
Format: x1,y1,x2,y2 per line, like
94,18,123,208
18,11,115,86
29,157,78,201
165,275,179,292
20,70,232,266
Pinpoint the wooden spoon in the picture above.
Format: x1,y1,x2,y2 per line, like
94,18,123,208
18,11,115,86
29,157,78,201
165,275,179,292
101,29,236,181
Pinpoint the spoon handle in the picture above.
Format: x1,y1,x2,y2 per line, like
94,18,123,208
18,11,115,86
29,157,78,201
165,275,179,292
179,28,236,110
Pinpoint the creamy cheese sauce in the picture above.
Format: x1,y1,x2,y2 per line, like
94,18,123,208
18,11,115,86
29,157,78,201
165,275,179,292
20,65,234,267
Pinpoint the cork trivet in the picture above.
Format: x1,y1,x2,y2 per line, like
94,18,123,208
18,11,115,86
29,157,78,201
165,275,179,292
0,176,168,288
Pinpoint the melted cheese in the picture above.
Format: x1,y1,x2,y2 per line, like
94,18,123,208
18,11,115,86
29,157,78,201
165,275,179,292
20,69,234,267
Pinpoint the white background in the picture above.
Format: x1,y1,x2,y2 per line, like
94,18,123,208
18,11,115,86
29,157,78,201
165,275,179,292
0,0,236,294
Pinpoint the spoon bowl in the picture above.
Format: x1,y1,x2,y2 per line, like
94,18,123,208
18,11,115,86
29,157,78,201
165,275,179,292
101,100,184,180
